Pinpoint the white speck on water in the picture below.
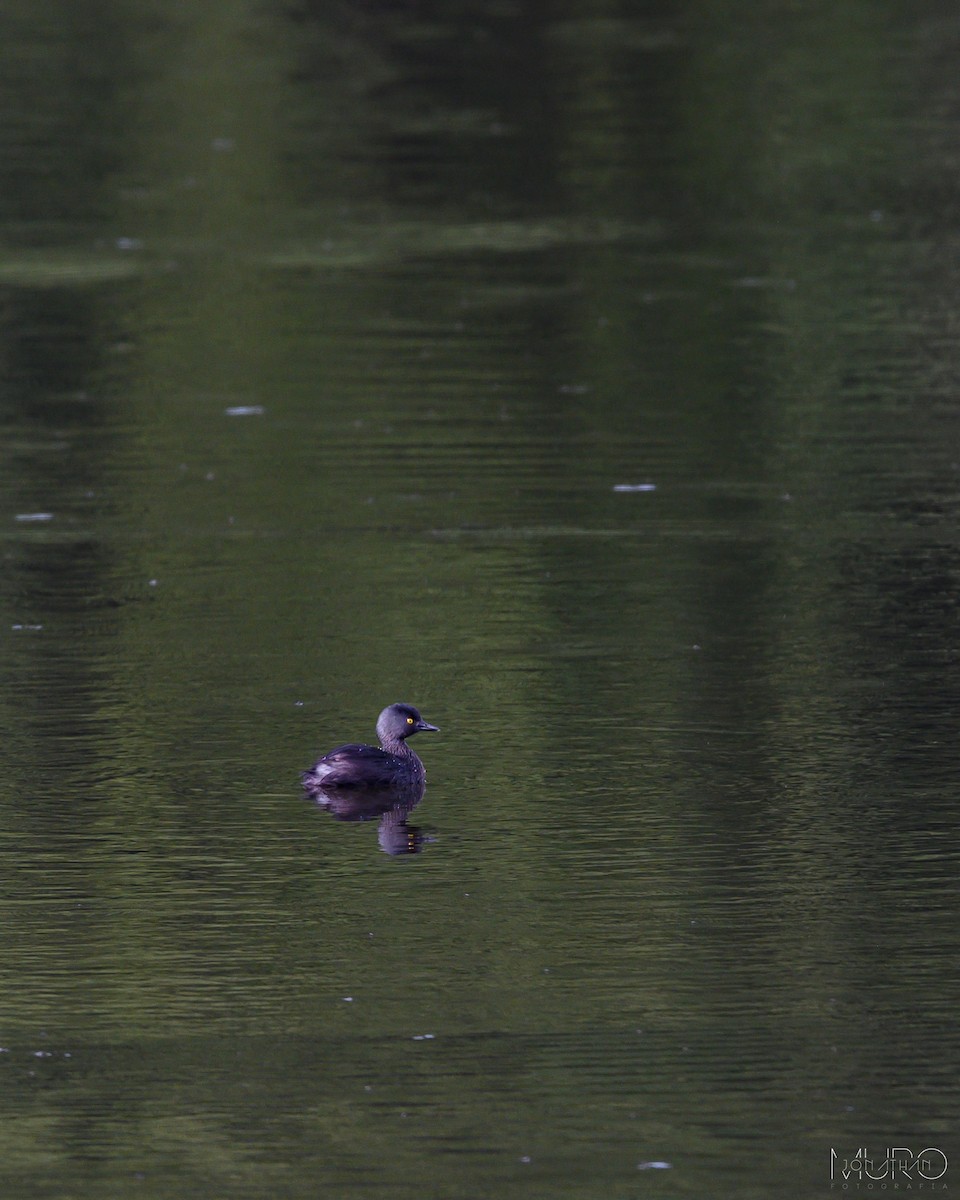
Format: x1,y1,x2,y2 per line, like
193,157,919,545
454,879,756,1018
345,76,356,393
412,1033,435,1041
294,700,304,707
116,237,143,251
15,512,54,522
613,483,656,493
342,996,354,1003
148,579,158,587
519,1156,532,1164
734,275,796,290
224,405,264,416
638,1161,672,1170
12,624,43,632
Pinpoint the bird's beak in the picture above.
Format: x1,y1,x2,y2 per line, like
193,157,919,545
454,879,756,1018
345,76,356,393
417,720,439,733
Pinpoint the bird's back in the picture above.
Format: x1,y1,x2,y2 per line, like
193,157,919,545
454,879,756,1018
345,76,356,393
302,741,412,790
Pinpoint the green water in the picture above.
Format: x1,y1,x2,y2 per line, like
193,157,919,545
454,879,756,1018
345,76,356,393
1,3,958,1198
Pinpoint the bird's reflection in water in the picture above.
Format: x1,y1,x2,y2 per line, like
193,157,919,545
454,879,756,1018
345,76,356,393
306,778,428,856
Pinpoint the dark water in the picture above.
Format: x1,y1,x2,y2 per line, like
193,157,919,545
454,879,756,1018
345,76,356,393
1,3,958,1198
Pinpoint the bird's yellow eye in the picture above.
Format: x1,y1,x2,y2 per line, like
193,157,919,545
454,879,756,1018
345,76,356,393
406,716,415,725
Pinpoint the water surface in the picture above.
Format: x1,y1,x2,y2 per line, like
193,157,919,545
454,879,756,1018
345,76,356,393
1,4,958,1198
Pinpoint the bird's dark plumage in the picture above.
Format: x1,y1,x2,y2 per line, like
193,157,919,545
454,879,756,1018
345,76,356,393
302,703,439,792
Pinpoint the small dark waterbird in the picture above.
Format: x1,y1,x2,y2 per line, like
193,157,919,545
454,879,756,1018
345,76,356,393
301,702,440,792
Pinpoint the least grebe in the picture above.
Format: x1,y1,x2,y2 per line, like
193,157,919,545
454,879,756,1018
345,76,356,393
302,703,439,792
